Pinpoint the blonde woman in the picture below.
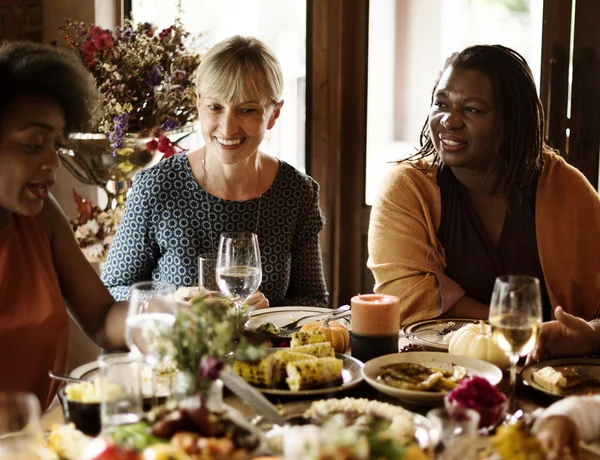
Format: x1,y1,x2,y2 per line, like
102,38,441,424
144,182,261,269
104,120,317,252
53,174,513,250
102,36,328,308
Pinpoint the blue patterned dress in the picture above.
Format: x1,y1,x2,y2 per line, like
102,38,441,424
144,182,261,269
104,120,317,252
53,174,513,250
101,154,328,307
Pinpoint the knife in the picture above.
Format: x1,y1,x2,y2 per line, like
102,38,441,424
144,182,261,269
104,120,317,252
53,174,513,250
219,367,287,426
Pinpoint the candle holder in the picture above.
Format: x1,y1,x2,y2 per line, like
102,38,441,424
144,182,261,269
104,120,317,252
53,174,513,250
350,294,401,363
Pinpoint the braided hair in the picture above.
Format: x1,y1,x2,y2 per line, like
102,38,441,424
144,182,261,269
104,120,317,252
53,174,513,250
409,44,545,202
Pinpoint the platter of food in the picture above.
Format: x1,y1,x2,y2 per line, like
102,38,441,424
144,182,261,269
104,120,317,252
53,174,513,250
401,318,483,351
234,344,363,396
261,397,436,457
521,357,600,398
362,352,503,405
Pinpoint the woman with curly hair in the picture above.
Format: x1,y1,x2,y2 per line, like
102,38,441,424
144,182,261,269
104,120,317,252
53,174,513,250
368,44,600,325
0,41,127,409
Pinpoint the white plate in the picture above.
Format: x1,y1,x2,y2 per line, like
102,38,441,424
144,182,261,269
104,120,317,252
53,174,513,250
402,318,483,351
521,358,600,398
256,351,363,396
70,360,174,398
246,306,351,333
362,352,503,405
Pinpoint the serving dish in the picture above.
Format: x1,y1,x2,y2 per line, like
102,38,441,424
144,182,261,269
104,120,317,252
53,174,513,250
362,352,503,405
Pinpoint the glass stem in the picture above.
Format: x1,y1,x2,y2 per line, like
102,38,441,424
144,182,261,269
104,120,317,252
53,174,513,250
151,362,158,409
509,355,519,414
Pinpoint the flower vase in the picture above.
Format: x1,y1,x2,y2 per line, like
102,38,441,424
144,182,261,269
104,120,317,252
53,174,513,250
61,124,196,210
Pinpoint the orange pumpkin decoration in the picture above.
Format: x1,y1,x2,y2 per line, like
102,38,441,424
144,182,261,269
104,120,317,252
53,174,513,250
299,320,350,353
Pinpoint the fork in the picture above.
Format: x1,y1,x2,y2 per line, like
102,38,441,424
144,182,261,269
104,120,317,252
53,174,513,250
398,321,462,339
278,304,351,333
572,366,600,383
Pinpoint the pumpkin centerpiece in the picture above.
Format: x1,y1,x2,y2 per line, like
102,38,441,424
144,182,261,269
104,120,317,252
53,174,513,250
299,320,350,354
448,321,510,369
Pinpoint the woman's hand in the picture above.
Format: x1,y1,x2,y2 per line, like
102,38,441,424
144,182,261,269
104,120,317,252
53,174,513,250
534,415,580,460
246,290,269,310
529,306,597,362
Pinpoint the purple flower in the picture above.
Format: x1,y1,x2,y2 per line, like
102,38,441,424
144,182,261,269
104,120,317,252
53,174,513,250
146,65,164,86
122,28,135,40
109,113,129,155
161,117,181,131
197,356,224,381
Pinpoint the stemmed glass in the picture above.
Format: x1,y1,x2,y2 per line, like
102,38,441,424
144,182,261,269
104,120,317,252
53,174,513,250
489,275,542,413
216,232,262,315
126,280,176,407
0,392,46,459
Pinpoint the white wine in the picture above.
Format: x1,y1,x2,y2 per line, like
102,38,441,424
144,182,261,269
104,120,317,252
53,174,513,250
126,312,175,357
216,266,261,301
490,314,540,357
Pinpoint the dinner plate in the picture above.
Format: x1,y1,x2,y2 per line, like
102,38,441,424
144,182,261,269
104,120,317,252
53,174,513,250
521,358,600,398
256,351,363,396
402,318,483,351
362,352,503,405
70,360,174,398
246,306,352,337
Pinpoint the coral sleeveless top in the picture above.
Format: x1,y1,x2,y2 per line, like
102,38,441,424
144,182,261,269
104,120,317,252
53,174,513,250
0,214,69,410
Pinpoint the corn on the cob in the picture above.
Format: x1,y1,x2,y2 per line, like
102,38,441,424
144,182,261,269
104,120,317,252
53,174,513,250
272,350,317,384
290,331,327,347
290,342,335,357
233,354,276,388
286,357,344,391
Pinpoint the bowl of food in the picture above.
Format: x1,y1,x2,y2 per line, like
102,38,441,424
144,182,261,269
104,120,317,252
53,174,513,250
444,375,508,431
58,382,105,436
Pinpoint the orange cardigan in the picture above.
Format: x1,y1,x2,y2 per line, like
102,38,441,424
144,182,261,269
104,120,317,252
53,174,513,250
368,152,600,325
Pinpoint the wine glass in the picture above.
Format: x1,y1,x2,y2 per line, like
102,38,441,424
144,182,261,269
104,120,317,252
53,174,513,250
126,280,176,407
216,232,262,315
489,275,542,413
0,392,46,459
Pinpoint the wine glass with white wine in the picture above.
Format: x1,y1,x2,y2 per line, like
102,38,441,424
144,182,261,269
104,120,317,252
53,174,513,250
216,232,262,315
489,275,542,413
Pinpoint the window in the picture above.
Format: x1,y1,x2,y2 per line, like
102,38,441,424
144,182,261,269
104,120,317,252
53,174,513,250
130,0,307,172
365,0,544,205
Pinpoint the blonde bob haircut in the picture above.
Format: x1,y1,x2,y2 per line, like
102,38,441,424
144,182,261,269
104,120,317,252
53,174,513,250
195,35,283,106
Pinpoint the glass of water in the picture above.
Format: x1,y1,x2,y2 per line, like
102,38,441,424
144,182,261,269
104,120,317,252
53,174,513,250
99,353,143,432
0,392,45,459
198,253,220,294
126,281,176,407
216,232,262,314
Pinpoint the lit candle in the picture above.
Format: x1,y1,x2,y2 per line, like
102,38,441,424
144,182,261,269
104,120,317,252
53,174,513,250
351,294,400,336
350,293,401,363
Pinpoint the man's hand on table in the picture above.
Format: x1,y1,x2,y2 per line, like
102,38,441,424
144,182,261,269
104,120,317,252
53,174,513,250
534,415,580,459
528,306,597,363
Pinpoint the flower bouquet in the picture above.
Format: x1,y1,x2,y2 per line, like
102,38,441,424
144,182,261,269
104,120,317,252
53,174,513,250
70,189,123,263
58,19,201,207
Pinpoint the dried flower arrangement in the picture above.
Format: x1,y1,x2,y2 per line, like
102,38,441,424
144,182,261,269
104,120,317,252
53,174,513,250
59,19,200,157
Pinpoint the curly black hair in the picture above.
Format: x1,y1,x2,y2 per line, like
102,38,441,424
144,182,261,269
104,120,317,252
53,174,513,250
0,41,99,133
410,44,546,202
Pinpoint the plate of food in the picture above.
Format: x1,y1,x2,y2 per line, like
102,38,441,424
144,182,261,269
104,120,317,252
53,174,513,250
233,341,363,396
401,318,483,351
245,306,351,344
261,397,436,457
521,358,600,398
362,352,503,405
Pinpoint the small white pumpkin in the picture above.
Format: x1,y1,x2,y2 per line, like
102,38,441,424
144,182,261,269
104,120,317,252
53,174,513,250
448,321,510,369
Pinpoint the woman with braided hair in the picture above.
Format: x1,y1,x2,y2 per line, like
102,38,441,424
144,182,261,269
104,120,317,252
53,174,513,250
368,44,600,325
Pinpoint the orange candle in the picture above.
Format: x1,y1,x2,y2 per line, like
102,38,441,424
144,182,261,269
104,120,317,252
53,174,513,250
351,294,400,336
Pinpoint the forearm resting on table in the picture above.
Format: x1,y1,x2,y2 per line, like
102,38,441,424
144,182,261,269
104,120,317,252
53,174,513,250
440,295,489,320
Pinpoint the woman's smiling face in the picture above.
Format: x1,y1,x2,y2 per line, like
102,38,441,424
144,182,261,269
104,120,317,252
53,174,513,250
428,66,498,172
0,94,65,219
198,90,282,165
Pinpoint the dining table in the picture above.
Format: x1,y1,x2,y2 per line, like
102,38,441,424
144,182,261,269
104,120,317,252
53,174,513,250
41,337,600,459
